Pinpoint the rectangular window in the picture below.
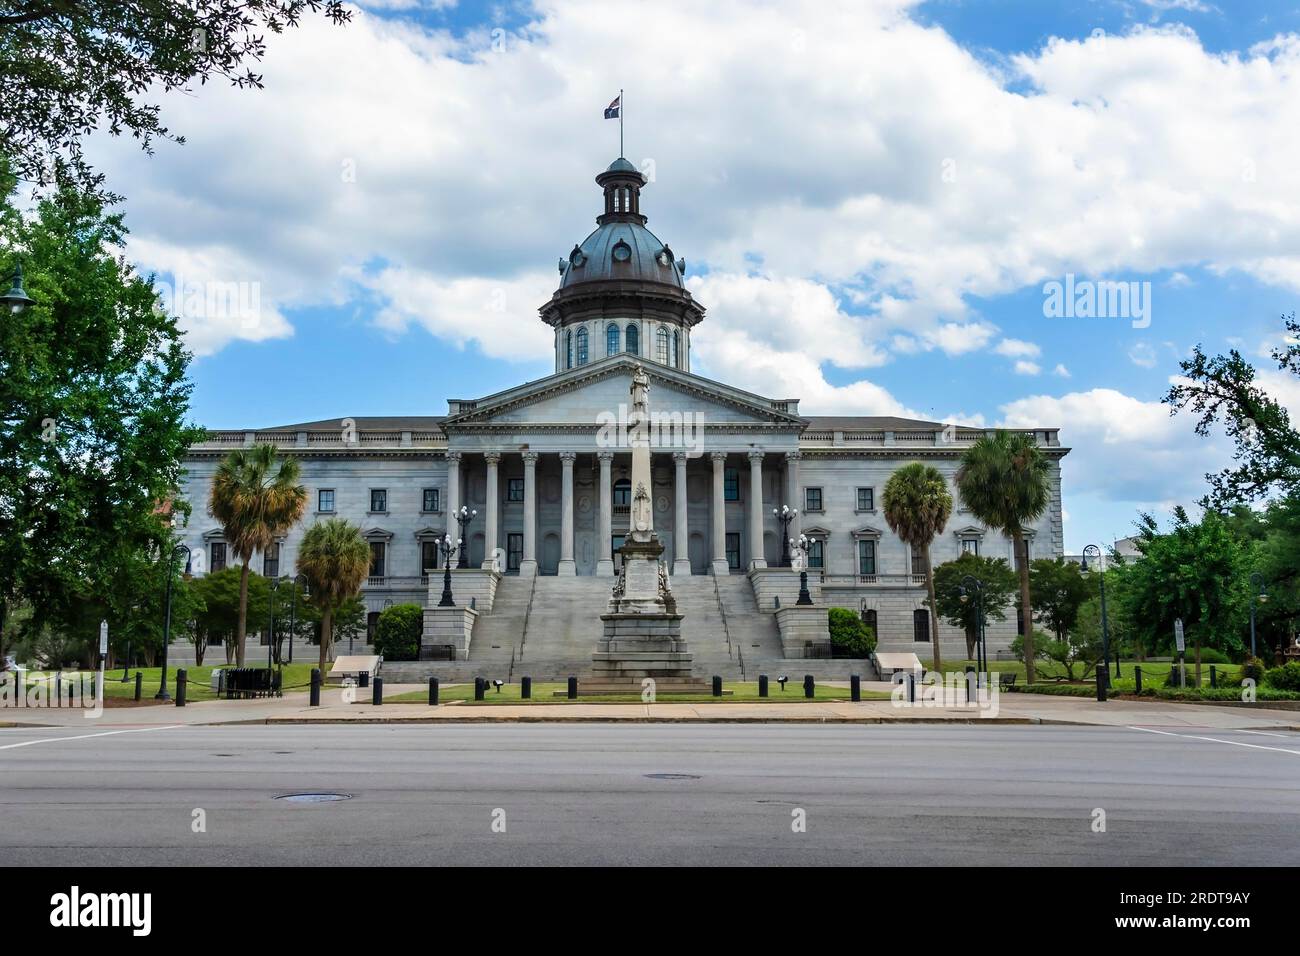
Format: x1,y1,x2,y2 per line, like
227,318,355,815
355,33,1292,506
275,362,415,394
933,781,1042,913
1015,538,1031,572
857,539,876,576
369,542,386,578
804,487,823,512
262,542,280,579
961,538,979,556
506,533,523,571
422,488,440,513
856,487,874,511
911,544,925,576
369,488,387,513
420,541,439,573
723,467,740,501
726,532,741,570
318,489,335,513
808,539,824,569
507,478,524,502
210,541,227,573
913,609,931,643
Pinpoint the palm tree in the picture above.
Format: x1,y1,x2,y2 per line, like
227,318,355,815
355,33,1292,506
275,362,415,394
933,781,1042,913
955,431,1051,683
296,518,371,672
882,462,953,673
208,444,307,666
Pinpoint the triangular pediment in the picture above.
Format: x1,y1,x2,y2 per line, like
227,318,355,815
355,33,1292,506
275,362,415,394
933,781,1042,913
444,356,803,428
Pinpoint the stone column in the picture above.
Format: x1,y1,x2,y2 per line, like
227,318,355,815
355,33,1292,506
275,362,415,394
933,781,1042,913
481,452,500,570
558,451,577,576
672,451,691,576
445,452,461,527
520,451,538,578
785,451,802,543
596,451,614,577
748,450,767,569
710,451,729,576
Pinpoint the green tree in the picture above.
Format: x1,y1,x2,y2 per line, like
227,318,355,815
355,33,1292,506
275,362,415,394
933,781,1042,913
190,565,270,664
295,518,370,672
881,462,953,672
1027,557,1092,641
1,1,351,196
1164,312,1300,506
956,431,1051,683
208,444,306,665
0,165,202,653
932,553,1018,659
827,607,876,657
373,603,423,661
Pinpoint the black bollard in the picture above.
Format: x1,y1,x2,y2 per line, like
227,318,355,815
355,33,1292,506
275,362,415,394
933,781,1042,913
359,671,369,689
712,675,722,697
851,674,861,702
965,665,977,703
372,676,383,706
428,676,439,706
758,674,768,698
1096,663,1109,703
803,674,815,699
521,676,531,700
133,671,142,702
1134,666,1143,694
907,672,916,704
474,677,485,701
1210,665,1217,689
567,676,578,699
175,669,187,707
310,669,321,707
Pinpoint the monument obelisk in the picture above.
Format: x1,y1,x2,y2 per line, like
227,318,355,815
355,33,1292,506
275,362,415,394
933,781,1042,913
592,365,698,685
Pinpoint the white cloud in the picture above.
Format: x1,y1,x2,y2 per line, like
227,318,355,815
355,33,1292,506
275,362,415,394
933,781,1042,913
1053,363,1071,378
1129,341,1159,367
993,338,1042,359
1014,360,1042,376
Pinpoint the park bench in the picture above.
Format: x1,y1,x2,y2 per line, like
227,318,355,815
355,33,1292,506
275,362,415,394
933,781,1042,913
998,672,1017,689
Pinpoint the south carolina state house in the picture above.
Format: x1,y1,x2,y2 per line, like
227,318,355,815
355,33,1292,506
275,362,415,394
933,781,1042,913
178,156,1068,678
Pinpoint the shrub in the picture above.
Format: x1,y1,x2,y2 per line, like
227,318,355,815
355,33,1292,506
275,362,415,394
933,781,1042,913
1241,657,1266,685
1263,660,1300,692
828,608,876,657
373,604,423,662
1195,646,1230,665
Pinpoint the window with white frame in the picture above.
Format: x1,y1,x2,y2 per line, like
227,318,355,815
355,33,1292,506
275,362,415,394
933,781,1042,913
856,487,874,511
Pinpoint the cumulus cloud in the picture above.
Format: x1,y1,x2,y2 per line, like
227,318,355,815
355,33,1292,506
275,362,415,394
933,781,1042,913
993,338,1042,359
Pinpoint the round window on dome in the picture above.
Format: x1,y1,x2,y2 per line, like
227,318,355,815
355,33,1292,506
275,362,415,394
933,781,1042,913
612,240,632,263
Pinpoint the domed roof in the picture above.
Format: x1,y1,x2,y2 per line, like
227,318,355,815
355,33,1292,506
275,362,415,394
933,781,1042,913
559,220,685,290
606,157,639,173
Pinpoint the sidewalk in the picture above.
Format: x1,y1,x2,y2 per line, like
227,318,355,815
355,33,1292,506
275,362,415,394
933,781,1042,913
4,685,1299,730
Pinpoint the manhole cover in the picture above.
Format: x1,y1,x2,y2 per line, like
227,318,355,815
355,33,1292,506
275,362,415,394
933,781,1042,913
274,792,352,803
644,773,700,780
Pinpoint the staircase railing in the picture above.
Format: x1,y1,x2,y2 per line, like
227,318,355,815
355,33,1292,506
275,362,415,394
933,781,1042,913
713,572,735,660
518,573,539,661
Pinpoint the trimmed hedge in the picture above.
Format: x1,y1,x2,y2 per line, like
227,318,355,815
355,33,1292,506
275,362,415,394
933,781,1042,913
1263,661,1300,692
828,607,876,657
373,603,423,661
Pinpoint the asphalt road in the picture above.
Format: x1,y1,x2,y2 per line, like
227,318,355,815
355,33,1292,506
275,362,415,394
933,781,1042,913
1,723,1298,866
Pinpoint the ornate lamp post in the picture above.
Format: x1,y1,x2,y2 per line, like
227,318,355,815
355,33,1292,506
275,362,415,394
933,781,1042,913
1,259,35,314
790,533,814,606
773,505,798,567
1081,544,1111,700
454,505,477,569
1249,571,1267,658
959,573,986,680
438,534,461,606
157,544,192,700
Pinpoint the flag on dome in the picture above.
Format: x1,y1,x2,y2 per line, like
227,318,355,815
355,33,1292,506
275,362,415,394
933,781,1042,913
604,94,621,119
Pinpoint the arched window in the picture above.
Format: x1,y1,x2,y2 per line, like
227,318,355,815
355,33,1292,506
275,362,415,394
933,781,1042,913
672,329,680,367
656,327,670,364
913,608,931,643
565,330,573,370
613,478,631,506
606,323,620,357
625,323,639,355
576,327,589,365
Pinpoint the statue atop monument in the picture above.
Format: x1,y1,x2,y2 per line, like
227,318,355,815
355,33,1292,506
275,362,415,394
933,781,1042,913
626,364,656,544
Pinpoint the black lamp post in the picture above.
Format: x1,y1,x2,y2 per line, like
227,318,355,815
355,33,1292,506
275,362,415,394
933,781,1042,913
157,544,192,700
454,505,477,569
1249,571,1266,658
1081,544,1111,699
267,575,279,672
438,534,460,607
790,533,814,605
1,259,35,314
959,573,987,680
283,573,308,665
773,505,798,567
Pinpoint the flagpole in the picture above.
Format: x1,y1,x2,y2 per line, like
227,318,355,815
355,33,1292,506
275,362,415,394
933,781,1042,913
619,87,624,158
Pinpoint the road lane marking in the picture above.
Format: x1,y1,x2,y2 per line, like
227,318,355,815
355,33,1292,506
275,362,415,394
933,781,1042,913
1234,729,1291,738
0,725,183,751
1129,725,1300,756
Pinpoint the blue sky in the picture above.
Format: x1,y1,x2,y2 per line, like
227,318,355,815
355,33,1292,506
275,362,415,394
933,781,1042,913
87,0,1300,552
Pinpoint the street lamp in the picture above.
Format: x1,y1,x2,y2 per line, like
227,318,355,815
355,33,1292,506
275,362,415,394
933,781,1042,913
790,533,814,605
1080,544,1111,700
773,505,798,567
454,505,477,569
959,573,987,681
282,573,309,665
438,534,461,606
1,260,35,314
267,575,280,672
1249,572,1267,659
157,544,192,700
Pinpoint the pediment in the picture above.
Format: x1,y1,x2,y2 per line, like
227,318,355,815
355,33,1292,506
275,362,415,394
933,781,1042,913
444,356,803,429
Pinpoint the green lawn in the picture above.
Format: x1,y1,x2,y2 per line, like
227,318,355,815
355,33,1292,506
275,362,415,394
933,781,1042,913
932,658,1241,688
389,680,889,704
17,662,321,703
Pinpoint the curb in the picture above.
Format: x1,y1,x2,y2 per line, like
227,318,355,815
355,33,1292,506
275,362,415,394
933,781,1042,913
251,715,1044,726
